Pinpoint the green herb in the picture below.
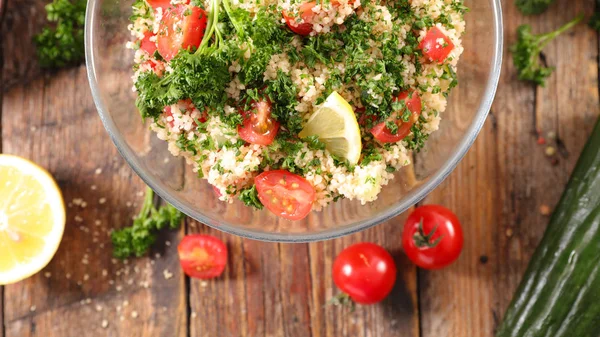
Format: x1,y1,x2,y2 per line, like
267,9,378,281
238,185,264,210
360,147,383,166
303,135,327,151
111,187,185,259
385,121,399,135
511,15,583,86
34,0,86,68
405,124,428,152
515,0,555,15
264,70,303,134
590,12,600,31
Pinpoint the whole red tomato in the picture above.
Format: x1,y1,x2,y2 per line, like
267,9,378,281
332,243,397,304
402,205,463,270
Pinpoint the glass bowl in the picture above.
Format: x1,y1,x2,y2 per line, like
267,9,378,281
85,0,503,242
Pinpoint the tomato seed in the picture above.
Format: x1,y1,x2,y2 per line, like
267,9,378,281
279,179,286,185
291,183,299,189
272,197,278,204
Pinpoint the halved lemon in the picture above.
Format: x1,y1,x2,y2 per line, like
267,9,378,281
0,155,65,285
299,92,362,165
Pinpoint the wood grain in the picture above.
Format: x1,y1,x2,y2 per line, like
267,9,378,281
1,1,187,336
418,1,600,336
2,0,600,336
186,211,419,337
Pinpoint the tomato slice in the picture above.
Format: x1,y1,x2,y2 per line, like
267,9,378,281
237,99,280,146
140,31,157,55
370,91,422,143
282,1,317,36
157,4,207,61
418,27,454,63
163,99,207,128
254,170,316,221
178,235,228,279
147,0,174,10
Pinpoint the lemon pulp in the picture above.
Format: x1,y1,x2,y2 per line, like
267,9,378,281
0,155,65,285
299,92,362,165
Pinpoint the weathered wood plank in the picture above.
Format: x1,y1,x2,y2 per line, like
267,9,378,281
419,1,600,336
1,1,187,336
187,207,418,337
1,69,188,337
307,215,419,337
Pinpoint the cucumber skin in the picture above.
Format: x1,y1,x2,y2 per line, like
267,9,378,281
496,118,600,337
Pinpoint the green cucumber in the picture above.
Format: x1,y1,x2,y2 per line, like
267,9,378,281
496,118,600,337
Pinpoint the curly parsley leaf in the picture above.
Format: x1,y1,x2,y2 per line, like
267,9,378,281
511,15,582,86
111,187,185,259
238,185,264,210
515,0,556,15
34,0,86,69
590,12,600,31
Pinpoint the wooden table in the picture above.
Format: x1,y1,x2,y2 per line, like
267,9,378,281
1,0,599,336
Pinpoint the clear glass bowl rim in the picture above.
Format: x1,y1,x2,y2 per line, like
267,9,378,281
85,0,503,242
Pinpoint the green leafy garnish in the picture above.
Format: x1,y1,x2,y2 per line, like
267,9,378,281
238,185,264,210
590,12,600,31
515,0,556,15
34,0,86,68
511,15,583,86
111,187,185,259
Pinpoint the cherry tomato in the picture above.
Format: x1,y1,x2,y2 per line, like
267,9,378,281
402,205,464,270
140,31,158,55
178,234,228,279
254,170,316,220
238,99,280,146
418,27,454,63
146,0,174,10
163,99,207,128
332,243,397,304
282,1,317,36
157,4,207,61
370,91,422,143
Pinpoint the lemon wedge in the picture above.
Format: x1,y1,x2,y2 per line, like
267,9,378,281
299,92,362,165
0,155,66,285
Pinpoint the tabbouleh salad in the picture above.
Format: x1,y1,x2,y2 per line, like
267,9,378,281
127,0,467,220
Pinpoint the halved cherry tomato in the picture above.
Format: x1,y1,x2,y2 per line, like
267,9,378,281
237,99,279,146
332,243,397,304
370,91,422,143
147,0,174,10
140,31,157,55
178,234,228,279
157,4,207,61
254,170,316,221
282,1,317,36
163,99,207,128
418,27,454,63
402,205,463,270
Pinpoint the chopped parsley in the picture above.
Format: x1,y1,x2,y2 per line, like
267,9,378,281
238,185,264,209
34,0,86,68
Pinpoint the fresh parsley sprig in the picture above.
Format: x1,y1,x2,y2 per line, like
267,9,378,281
515,0,556,15
511,15,583,86
111,187,185,259
34,0,86,68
